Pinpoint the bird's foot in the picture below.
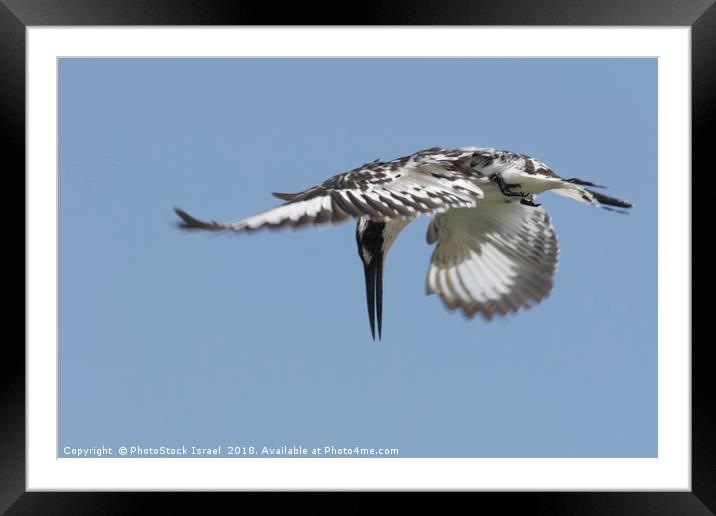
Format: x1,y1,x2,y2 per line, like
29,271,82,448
520,198,541,208
489,174,524,197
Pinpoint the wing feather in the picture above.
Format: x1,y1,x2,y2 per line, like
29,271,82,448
426,201,558,320
176,158,483,233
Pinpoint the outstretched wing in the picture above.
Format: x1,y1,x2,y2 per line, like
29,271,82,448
426,201,558,320
175,156,484,233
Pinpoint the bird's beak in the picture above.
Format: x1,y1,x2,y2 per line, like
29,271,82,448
362,253,384,341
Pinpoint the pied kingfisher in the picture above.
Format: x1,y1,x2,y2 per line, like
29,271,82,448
175,147,632,340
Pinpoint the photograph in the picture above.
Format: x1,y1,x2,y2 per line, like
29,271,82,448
8,10,704,509
58,57,656,459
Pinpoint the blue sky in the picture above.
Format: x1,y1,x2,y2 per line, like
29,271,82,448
59,58,657,458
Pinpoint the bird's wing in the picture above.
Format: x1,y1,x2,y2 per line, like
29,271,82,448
426,201,558,320
175,157,484,233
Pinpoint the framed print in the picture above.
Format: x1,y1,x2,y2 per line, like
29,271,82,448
6,0,707,512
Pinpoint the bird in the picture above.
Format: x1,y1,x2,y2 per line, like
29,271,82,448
174,146,632,340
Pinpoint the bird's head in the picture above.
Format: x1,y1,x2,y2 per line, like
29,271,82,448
356,218,386,341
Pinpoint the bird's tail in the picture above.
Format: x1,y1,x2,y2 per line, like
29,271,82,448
552,180,633,212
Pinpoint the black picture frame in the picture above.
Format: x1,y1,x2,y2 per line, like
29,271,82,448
5,0,706,512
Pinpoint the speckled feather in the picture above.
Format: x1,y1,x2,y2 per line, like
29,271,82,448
175,146,632,331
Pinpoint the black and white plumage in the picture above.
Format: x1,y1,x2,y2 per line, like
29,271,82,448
175,146,632,339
